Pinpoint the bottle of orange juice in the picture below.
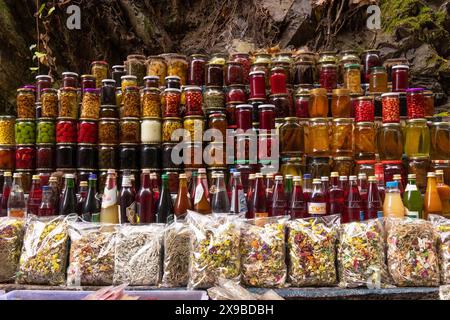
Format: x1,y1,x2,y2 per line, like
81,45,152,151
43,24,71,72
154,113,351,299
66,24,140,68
383,181,405,218
436,170,450,217
424,172,442,219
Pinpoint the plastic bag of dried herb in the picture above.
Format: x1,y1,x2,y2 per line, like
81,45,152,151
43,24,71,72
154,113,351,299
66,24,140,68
17,215,72,285
0,217,26,283
429,215,450,284
67,222,117,287
338,218,391,288
186,211,241,289
240,217,288,288
386,217,440,287
114,224,165,286
288,215,339,287
161,220,192,288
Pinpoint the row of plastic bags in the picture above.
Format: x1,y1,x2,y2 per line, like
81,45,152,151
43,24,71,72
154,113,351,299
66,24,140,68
0,212,449,289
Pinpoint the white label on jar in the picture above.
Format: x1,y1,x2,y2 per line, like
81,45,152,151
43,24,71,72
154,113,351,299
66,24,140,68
308,202,327,215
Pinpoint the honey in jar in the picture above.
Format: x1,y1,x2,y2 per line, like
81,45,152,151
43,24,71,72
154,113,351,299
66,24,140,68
377,123,404,160
404,118,430,158
331,89,351,118
331,118,353,157
308,118,330,157
354,121,376,160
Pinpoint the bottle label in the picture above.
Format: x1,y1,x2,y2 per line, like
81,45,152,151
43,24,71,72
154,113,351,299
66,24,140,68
238,190,247,213
308,202,327,215
91,213,100,223
126,202,138,224
405,184,418,192
194,184,204,205
405,208,419,219
102,187,117,208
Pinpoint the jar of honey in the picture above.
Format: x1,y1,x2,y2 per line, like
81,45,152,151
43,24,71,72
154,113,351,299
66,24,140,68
309,88,328,118
354,122,376,160
404,118,430,158
331,118,353,157
331,89,351,118
308,118,330,157
377,123,404,160
430,122,450,160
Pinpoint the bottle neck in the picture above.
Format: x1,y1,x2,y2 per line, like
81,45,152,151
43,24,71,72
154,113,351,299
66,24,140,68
141,173,151,188
65,178,75,189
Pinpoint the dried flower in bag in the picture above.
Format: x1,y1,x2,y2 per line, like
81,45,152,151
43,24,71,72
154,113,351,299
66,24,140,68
0,218,26,283
240,218,287,288
429,215,450,284
114,224,164,286
288,216,339,287
387,218,440,287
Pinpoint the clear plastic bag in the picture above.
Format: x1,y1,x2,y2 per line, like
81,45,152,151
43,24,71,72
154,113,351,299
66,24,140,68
186,211,241,290
67,222,117,287
114,224,164,286
288,215,339,287
17,215,71,285
386,217,440,287
338,218,391,288
0,217,26,283
429,215,450,284
161,220,192,288
240,217,288,288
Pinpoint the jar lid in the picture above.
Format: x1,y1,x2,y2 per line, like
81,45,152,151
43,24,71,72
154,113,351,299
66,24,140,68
381,122,401,127
98,143,117,147
77,168,97,171
284,117,300,121
36,168,54,171
144,75,160,80
15,144,35,147
321,63,337,68
381,160,402,164
392,64,409,69
334,156,354,161
356,96,373,101
102,79,116,84
310,88,327,95
164,88,181,93
381,92,400,97
356,121,374,126
79,118,98,122
35,75,53,81
184,86,202,91
101,104,118,109
309,117,328,122
231,52,249,57
409,156,430,160
16,118,35,122
120,117,140,121
332,88,350,95
60,86,77,91
269,93,289,97
406,88,424,93
81,74,95,79
112,65,125,69
126,54,146,60
165,75,181,80
17,87,35,93
344,63,360,69
56,143,77,147
141,116,162,121
121,75,138,80
431,122,450,126
371,66,386,71
38,117,56,121
41,88,58,93
333,118,353,123
119,143,139,146
100,117,119,121
15,169,35,172
91,61,109,66
248,70,265,76
147,55,165,60
236,104,252,109
62,72,79,77
406,118,427,123
258,104,275,109
162,117,182,121
56,168,77,172
356,160,377,164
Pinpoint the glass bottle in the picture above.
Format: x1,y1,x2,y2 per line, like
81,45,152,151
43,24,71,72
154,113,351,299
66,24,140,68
60,174,77,216
211,173,230,214
302,174,312,202
357,173,368,209
1,172,12,217
100,169,120,224
119,174,136,224
150,172,160,207
366,176,383,220
329,172,344,216
424,172,442,219
230,172,247,216
290,176,306,219
189,171,198,203
436,170,450,217
393,174,405,197
339,175,349,198
194,169,212,214
76,181,88,217
49,177,60,214
248,173,268,219
272,176,287,216
342,176,362,223
7,173,26,218
265,173,275,216
374,162,386,203
83,174,101,222
284,174,294,208
403,174,423,219
27,175,42,216
383,181,405,218
157,174,174,224
137,169,155,223
246,174,256,206
308,179,327,217
174,173,192,218
38,186,55,217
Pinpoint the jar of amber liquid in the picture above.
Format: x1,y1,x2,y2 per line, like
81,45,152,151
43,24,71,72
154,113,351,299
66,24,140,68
280,157,302,177
431,160,450,185
354,122,376,160
404,118,430,158
423,91,435,117
377,123,404,160
309,88,328,118
332,156,354,177
369,66,388,93
167,54,188,85
331,89,351,117
430,122,450,160
344,63,362,94
183,116,205,142
408,156,429,192
308,118,330,156
279,117,304,156
331,118,353,157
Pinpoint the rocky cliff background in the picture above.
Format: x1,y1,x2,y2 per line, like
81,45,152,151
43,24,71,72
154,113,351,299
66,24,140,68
1,0,450,112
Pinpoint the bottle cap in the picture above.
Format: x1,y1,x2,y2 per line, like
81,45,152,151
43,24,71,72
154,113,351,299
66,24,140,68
427,172,436,178
255,173,264,178
4,172,12,177
89,174,97,180
275,175,283,181
407,174,416,179
80,181,88,187
215,172,225,178
339,176,348,181
142,169,151,174
313,179,321,184
107,169,116,174
435,170,444,175
42,185,50,192
65,174,74,179
285,175,293,179
321,176,329,182
198,168,207,174
162,174,168,180
331,172,339,177
49,177,57,182
32,175,40,180
248,174,256,179
303,174,311,179
179,173,187,179
233,172,241,177
386,181,398,188
349,175,357,181
357,173,367,178
266,173,275,178
368,176,376,182
393,174,402,180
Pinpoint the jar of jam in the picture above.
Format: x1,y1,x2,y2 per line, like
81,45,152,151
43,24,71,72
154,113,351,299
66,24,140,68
163,88,181,117
377,123,403,160
354,122,376,160
184,86,203,116
331,118,353,157
35,75,53,102
16,88,36,118
183,142,203,168
423,91,435,117
36,118,55,144
226,85,246,104
143,76,160,89
354,96,375,122
431,160,450,185
141,88,161,118
294,93,310,118
98,118,119,144
80,75,96,93
309,88,328,118
381,93,400,123
41,88,58,118
36,144,55,169
309,157,331,179
77,144,97,169
121,86,140,118
204,86,225,109
406,88,425,119
205,63,224,87
331,89,351,118
167,54,188,85
235,105,253,131
162,117,183,143
98,145,118,170
369,66,388,93
258,133,279,163
187,54,206,86
56,119,76,143
392,65,409,92
80,88,100,120
332,157,354,177
77,120,98,144
56,143,76,168
293,61,314,86
231,53,251,84
140,144,161,169
121,75,138,91
354,160,377,177
308,118,330,157
162,143,181,169
279,117,303,156
408,156,429,192
362,50,381,84
207,113,227,141
146,56,167,85
404,118,430,158
119,118,140,144
119,144,139,170
430,122,450,160
280,157,302,177
382,160,406,185
258,104,276,131
183,116,204,142
225,61,243,86
319,64,337,92
269,67,287,95
344,64,362,94
0,145,15,170
14,146,35,170
91,61,109,88
112,65,126,87
249,71,266,99
269,93,291,119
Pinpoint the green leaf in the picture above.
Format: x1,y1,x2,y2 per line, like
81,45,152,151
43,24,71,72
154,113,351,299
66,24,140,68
47,7,55,16
29,44,37,51
38,3,46,18
34,51,46,59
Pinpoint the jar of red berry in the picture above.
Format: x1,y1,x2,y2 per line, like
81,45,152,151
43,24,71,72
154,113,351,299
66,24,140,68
225,103,238,126
406,88,425,119
294,92,310,118
56,119,77,143
319,64,338,92
249,71,266,99
184,86,203,116
235,105,253,131
188,54,207,86
392,65,409,92
354,96,375,122
0,146,15,170
270,67,287,95
77,119,98,144
225,61,244,86
163,88,181,117
231,53,251,84
226,85,247,103
15,146,36,170
269,93,291,119
258,133,279,162
258,104,276,131
381,93,400,123
36,144,55,169
77,144,97,169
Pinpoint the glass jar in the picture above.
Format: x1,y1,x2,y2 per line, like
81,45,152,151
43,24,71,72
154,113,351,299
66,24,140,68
91,61,109,88
225,61,243,86
207,113,227,141
205,63,223,87
293,61,314,86
100,105,119,118
309,157,331,179
280,157,302,177
226,85,246,103
279,117,303,156
140,144,161,169
381,93,400,123
406,88,425,119
249,71,266,99
16,170,33,194
308,118,330,156
98,118,119,144
339,50,359,80
331,89,351,118
204,143,226,167
294,93,310,118
423,91,435,117
430,122,450,160
344,64,362,94
377,123,404,160
183,116,204,142
139,117,161,144
162,143,180,169
58,87,78,119
404,118,430,158
121,75,138,92
258,134,279,162
81,88,100,120
258,104,276,131
146,56,167,85
124,54,146,87
269,93,292,119
41,88,58,118
369,66,388,93
76,144,97,169
362,50,381,84
119,144,139,170
36,144,54,169
431,160,450,185
235,105,253,131
231,53,251,84
354,160,377,178
0,146,14,170
98,145,118,170
187,54,206,86
270,67,287,95
167,54,188,85
235,134,255,162
163,88,181,117
77,120,98,144
0,116,15,145
354,122,376,160
141,88,161,118
332,157,354,177
185,86,203,116
100,79,116,106
408,156,429,192
183,142,203,168
80,75,96,93
14,146,35,170
143,75,160,89
248,99,265,125
331,118,353,157
162,117,183,142
15,119,36,145
354,96,375,122
56,144,76,168
119,118,140,144
309,88,328,118
204,86,225,109
16,88,36,118
382,160,406,184
36,118,55,144
55,119,76,143
392,65,409,92
35,75,53,102
121,86,140,118
319,64,337,92
112,65,126,87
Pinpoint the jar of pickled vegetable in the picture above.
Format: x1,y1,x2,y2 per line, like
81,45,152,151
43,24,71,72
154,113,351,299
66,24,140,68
309,88,328,118
124,54,146,87
16,88,36,118
392,65,409,92
57,87,77,119
406,88,425,119
344,64,362,94
354,122,376,160
430,122,450,160
369,66,388,93
362,50,381,84
431,160,450,185
98,118,119,144
139,144,161,169
354,96,375,122
14,119,35,145
0,145,14,170
354,160,377,178
55,119,76,143
293,61,314,86
140,87,160,117
56,143,76,168
138,117,161,144
235,105,253,131
319,64,337,92
331,118,353,157
76,144,97,169
404,118,430,157
98,145,118,169
163,88,181,117
331,89,351,118
270,67,287,95
167,54,188,85
91,61,109,88
377,123,403,160
332,157,354,177
408,156,429,192
36,144,54,169
41,88,58,118
382,93,400,123
309,157,331,179
183,116,204,142
100,106,119,118
36,118,55,144
280,157,302,177
80,88,100,120
146,56,167,85
119,86,140,118
204,86,225,110
382,160,406,184
118,118,139,144
35,75,53,102
119,144,139,170
121,75,138,92
294,93,310,118
279,117,303,156
75,119,96,144
269,93,291,119
80,75,96,93
162,117,183,142
0,116,15,146
249,71,266,99
184,86,203,116
308,118,330,156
